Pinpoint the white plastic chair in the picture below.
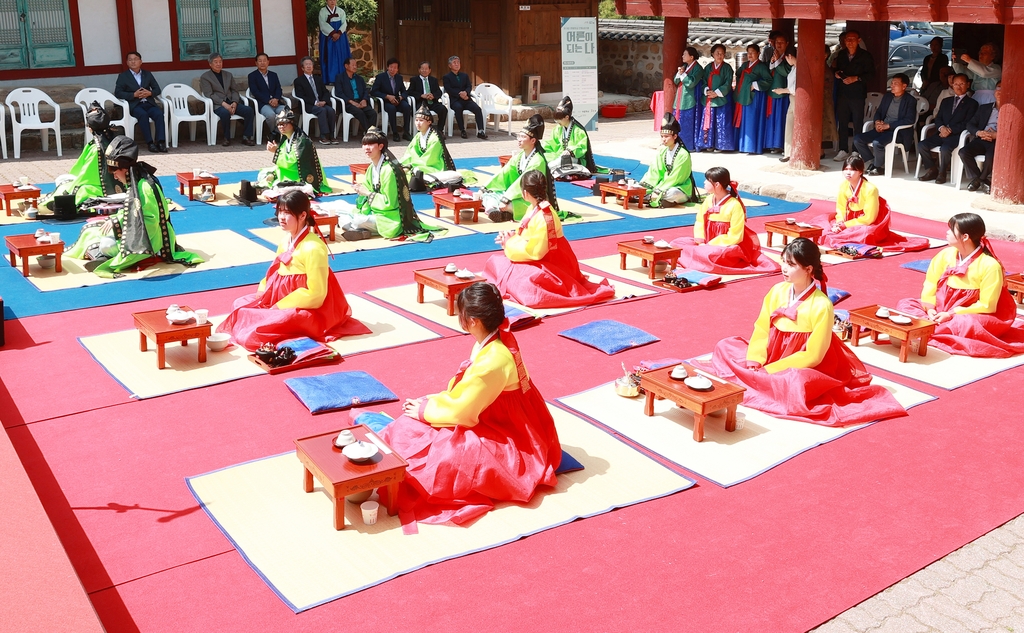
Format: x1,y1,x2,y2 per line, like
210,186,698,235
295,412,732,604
290,96,325,139
474,83,514,136
0,103,7,160
442,90,481,137
864,92,884,119
861,96,928,178
159,83,215,147
915,122,968,184
75,87,137,144
329,85,359,142
5,88,62,159
951,134,984,190
372,96,410,138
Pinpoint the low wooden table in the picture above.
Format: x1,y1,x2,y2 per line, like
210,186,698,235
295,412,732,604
617,239,680,279
6,234,63,277
294,425,408,530
312,212,338,241
132,306,213,370
0,184,42,216
432,190,481,225
1006,273,1024,304
414,267,485,316
640,363,746,442
763,220,823,247
599,182,647,210
498,155,512,167
349,163,369,184
176,173,219,201
847,304,936,363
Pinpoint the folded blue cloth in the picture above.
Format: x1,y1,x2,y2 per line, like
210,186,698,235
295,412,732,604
558,320,660,355
671,268,722,287
285,371,398,414
555,449,584,474
835,309,850,322
352,411,395,433
901,259,932,273
827,287,851,305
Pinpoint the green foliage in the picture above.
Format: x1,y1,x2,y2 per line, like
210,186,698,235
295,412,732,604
306,0,378,38
598,0,660,20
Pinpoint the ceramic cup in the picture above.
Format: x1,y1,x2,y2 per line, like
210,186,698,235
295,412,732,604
19,176,29,186
786,218,797,225
642,236,655,244
444,263,458,273
167,304,180,314
192,168,202,178
671,366,688,379
360,500,379,525
194,309,209,325
48,232,60,244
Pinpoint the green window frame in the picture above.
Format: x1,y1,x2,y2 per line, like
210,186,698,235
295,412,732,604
177,0,256,62
0,0,75,70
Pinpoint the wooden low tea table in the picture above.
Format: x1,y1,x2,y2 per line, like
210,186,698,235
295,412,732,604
847,304,936,363
599,182,647,210
617,239,680,279
294,425,408,530
763,220,823,247
1006,273,1024,304
348,163,369,184
0,184,42,216
640,363,746,442
498,155,512,167
6,234,63,277
132,305,212,370
176,172,219,201
432,190,481,225
414,267,485,315
312,212,338,241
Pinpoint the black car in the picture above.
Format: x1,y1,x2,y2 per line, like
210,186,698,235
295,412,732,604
888,42,931,86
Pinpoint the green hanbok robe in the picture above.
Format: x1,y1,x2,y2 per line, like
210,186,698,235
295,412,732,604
672,62,705,111
701,62,734,108
262,130,330,194
484,148,563,221
41,132,118,211
541,119,596,172
67,169,203,277
767,58,793,105
355,151,437,240
400,127,455,175
734,60,772,107
637,143,694,208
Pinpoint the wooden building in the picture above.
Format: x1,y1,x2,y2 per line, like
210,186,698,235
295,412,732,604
616,0,1024,204
379,0,598,94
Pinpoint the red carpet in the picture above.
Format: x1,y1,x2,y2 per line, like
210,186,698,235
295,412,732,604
5,208,1024,631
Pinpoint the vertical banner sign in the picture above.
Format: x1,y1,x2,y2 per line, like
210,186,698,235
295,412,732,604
561,17,598,131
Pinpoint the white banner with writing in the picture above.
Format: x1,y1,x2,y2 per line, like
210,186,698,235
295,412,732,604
560,16,598,131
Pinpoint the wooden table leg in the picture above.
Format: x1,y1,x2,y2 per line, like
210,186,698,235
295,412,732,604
333,497,345,531
54,253,62,273
871,329,880,344
693,413,706,442
181,339,188,347
899,338,910,363
157,343,166,370
198,337,207,363
600,191,608,204
782,235,789,245
648,260,656,279
446,292,456,316
918,335,930,357
619,252,627,270
434,202,441,219
766,231,774,248
725,406,737,432
452,204,460,225
386,482,399,516
8,251,15,267
210,185,217,198
179,182,185,195
641,258,648,267
21,255,28,278
621,196,629,211
416,282,424,304
643,390,655,416
328,223,336,241
139,331,148,352
303,467,313,493
637,193,644,209
850,324,861,347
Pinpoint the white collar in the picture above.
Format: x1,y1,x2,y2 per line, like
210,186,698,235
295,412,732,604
471,330,499,359
958,245,982,265
788,282,815,306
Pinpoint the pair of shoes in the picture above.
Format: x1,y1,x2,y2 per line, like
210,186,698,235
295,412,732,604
867,166,883,176
221,138,231,147
779,156,790,163
967,178,982,192
158,140,168,153
402,132,413,141
477,131,487,140
319,138,331,146
935,171,948,185
981,183,992,194
460,130,468,139
833,150,849,162
393,132,401,142
918,168,938,182
148,142,159,153
242,137,256,147
342,229,372,241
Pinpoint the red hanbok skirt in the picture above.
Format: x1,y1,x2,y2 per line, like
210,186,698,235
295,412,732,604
670,221,780,275
709,328,906,427
378,380,562,525
218,271,370,351
809,198,929,252
484,236,615,309
896,285,1024,358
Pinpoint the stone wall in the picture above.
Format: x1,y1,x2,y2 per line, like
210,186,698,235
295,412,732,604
599,38,758,96
347,27,376,74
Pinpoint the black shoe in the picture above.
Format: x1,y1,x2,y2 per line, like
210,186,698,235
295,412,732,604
918,168,938,182
403,132,414,141
461,130,468,139
221,138,231,147
148,142,159,153
342,229,372,241
487,209,513,223
477,131,487,140
967,178,982,192
158,140,168,153
779,156,790,163
935,172,948,185
867,166,882,176
242,137,256,147
393,132,402,143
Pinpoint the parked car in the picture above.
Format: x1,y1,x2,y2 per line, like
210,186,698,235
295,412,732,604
888,42,931,85
892,33,953,57
889,21,936,40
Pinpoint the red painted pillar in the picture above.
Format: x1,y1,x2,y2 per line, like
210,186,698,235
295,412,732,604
792,19,825,170
992,25,1024,204
662,18,689,117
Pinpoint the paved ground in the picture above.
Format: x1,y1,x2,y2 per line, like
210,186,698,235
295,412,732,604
4,114,1024,632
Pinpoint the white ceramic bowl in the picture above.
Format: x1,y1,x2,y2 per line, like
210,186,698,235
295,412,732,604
786,217,797,225
206,333,231,351
444,263,458,273
670,367,688,380
654,240,671,249
166,311,192,325
890,315,912,325
334,429,356,447
343,441,379,462
455,269,475,280
875,308,891,318
683,376,713,390
36,254,56,269
642,235,655,244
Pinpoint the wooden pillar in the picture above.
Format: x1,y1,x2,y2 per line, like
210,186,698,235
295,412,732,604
662,18,689,117
845,20,889,93
771,19,795,46
991,25,1024,204
792,19,825,171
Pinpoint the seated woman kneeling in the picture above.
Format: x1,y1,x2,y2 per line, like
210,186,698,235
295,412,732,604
710,238,906,426
379,282,562,525
811,153,928,252
217,190,370,350
257,109,331,194
669,166,779,274
483,170,614,308
896,212,1024,358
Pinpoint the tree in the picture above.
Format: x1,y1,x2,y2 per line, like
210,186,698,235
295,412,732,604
306,0,378,40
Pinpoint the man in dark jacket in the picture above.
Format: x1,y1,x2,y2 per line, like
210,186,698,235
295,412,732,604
199,53,255,146
917,73,978,184
334,57,377,138
113,51,167,153
292,56,337,145
853,73,918,174
831,30,875,160
442,55,487,139
248,52,286,141
410,61,447,136
370,57,413,142
958,82,1001,191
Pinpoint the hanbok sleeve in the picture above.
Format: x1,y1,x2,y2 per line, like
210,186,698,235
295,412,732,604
503,212,550,262
955,256,1004,315
920,249,950,307
661,148,692,192
399,137,417,167
422,343,516,428
318,7,334,37
569,126,589,160
835,182,849,221
693,199,708,242
746,287,777,366
337,8,347,32
485,154,519,192
367,163,398,213
845,182,879,227
765,294,834,373
275,238,329,310
706,198,745,246
541,130,561,156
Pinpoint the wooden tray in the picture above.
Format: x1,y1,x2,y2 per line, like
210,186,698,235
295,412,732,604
825,249,883,260
247,352,341,375
653,280,704,294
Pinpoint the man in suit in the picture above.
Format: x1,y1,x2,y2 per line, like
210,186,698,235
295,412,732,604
200,53,255,146
113,51,167,153
334,57,377,138
853,73,917,175
917,73,978,184
370,57,413,143
292,56,337,145
831,30,875,160
410,61,447,137
442,55,487,139
248,52,286,141
959,82,1001,192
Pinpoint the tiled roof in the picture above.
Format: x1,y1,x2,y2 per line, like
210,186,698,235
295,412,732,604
598,19,846,46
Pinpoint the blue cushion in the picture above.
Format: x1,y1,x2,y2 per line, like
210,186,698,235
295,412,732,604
827,286,851,305
558,320,660,355
352,411,395,433
285,371,398,414
901,259,932,273
555,449,584,474
671,268,722,287
835,309,850,322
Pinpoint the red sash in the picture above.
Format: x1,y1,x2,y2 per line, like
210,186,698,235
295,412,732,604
453,324,530,394
844,178,865,222
733,61,759,127
702,63,723,138
770,283,816,325
673,61,699,111
517,200,558,250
